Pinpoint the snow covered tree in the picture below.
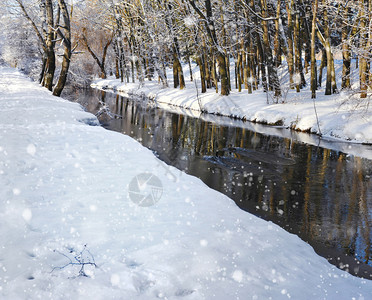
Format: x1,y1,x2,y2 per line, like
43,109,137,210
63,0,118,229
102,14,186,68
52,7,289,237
4,0,74,96
74,0,115,79
0,12,41,77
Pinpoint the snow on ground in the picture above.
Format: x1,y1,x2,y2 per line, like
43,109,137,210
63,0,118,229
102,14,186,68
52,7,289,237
92,60,372,146
1,66,372,299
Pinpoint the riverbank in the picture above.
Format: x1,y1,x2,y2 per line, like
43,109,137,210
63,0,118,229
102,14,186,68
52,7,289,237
92,60,372,145
98,87,372,160
1,66,372,299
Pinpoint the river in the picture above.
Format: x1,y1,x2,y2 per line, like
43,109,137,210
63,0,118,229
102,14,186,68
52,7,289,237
63,87,372,279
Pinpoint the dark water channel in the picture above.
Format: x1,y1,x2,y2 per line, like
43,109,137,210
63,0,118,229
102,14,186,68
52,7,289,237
64,88,372,279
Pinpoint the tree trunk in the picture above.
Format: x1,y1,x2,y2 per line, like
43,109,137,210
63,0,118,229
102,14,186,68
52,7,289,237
120,42,127,83
165,2,185,90
217,51,230,96
225,56,231,91
237,50,242,92
44,0,55,91
302,12,312,75
212,55,218,93
135,50,143,83
220,4,231,92
359,0,369,98
203,48,211,88
285,1,295,88
250,0,267,92
311,0,318,98
274,0,281,68
318,48,326,87
330,54,338,93
114,44,120,79
298,28,306,88
250,39,258,90
52,41,71,96
293,1,301,93
260,0,281,97
186,44,193,82
325,44,332,95
114,8,125,83
243,39,252,94
173,50,179,88
128,36,135,83
39,56,47,84
196,56,207,93
53,0,71,97
322,1,335,95
177,59,185,89
341,6,351,89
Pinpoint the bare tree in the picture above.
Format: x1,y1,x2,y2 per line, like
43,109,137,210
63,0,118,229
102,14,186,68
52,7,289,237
15,0,72,95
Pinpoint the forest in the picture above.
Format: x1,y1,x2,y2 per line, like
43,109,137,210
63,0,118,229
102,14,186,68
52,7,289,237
1,0,371,100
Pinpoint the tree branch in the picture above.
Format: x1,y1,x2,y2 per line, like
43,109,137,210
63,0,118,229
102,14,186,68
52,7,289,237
15,0,47,51
81,32,102,68
241,1,279,21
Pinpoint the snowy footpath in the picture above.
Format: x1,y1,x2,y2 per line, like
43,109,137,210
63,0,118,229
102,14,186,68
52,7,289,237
1,66,372,299
92,61,372,146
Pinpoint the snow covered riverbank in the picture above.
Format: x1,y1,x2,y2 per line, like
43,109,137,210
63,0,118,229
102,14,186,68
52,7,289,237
92,61,372,146
1,66,372,299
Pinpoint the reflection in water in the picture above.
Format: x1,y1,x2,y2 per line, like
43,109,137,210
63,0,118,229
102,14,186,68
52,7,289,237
65,88,372,278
